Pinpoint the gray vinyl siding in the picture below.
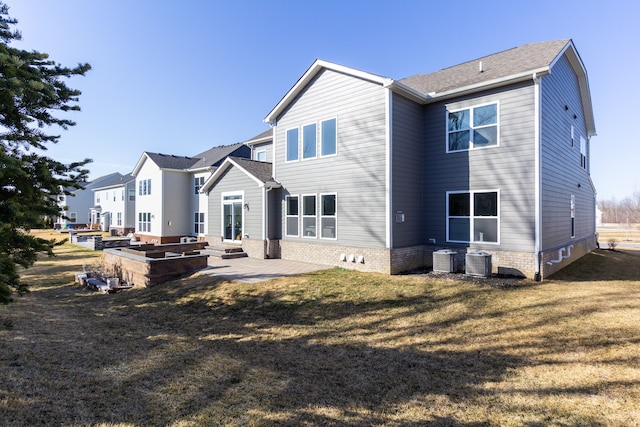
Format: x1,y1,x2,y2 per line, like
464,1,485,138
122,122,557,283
206,167,263,241
252,142,273,163
162,171,192,236
273,69,388,248
423,82,537,252
540,54,595,249
391,93,424,247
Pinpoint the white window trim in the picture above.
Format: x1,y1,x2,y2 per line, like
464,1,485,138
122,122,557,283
138,212,151,233
194,211,205,235
579,136,587,169
285,194,299,237
302,122,317,160
320,193,337,240
571,125,575,147
446,101,500,153
220,191,244,242
285,127,299,163
570,195,576,238
446,189,500,244
68,212,77,222
301,194,317,239
255,149,267,162
320,117,338,158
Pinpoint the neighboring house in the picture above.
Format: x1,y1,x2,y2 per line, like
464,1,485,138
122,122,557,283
55,172,123,229
91,174,136,235
201,39,597,279
131,142,250,243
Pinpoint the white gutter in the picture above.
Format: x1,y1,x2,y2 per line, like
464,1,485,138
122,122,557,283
533,72,542,281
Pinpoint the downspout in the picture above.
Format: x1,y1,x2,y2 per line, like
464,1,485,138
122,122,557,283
533,72,542,281
264,184,274,258
385,88,393,249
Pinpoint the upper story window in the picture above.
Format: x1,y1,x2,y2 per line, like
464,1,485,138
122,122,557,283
579,136,587,169
121,190,124,201
255,150,266,162
286,128,299,162
96,193,101,203
128,189,136,202
286,118,338,161
139,179,151,196
570,125,575,147
303,123,317,159
447,190,499,243
321,118,337,156
447,103,498,152
194,176,205,194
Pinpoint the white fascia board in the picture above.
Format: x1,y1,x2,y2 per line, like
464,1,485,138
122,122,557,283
245,136,273,146
92,183,124,192
384,80,430,104
188,166,213,173
264,59,394,124
131,152,151,177
552,41,596,137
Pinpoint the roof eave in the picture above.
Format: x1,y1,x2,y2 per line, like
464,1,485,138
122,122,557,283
201,158,268,193
427,67,551,102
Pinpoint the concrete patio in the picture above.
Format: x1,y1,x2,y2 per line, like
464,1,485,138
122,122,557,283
200,255,329,283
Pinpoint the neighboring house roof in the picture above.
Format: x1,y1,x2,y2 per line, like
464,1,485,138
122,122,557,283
244,129,272,145
92,173,136,191
189,142,250,171
264,39,595,136
64,172,122,194
132,143,251,176
200,156,279,193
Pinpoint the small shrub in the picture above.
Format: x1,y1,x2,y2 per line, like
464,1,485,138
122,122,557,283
607,238,619,250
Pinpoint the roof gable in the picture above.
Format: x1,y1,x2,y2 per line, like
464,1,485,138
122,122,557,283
201,157,279,193
189,142,250,170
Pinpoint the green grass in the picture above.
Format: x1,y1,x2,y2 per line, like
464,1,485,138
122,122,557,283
1,240,639,426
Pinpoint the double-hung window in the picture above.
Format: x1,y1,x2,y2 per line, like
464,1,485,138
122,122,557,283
320,194,336,239
117,212,122,226
447,103,498,152
321,118,337,156
303,123,317,159
285,196,299,236
128,189,136,202
447,191,499,243
194,212,205,234
286,128,299,162
138,212,151,232
302,195,316,238
194,176,205,194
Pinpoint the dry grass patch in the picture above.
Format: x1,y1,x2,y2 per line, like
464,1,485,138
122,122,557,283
1,243,639,425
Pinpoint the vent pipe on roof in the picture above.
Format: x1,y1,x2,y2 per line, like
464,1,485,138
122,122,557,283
479,61,483,73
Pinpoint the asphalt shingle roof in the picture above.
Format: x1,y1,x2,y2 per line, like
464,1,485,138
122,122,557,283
228,157,274,183
399,39,570,95
145,152,201,170
190,142,250,170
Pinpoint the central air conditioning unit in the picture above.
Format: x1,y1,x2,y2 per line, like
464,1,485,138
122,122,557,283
465,252,492,277
433,249,458,273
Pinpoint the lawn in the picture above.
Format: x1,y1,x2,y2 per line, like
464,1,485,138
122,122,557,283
1,237,639,426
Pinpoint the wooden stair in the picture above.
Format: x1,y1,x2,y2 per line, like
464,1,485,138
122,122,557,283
205,245,248,259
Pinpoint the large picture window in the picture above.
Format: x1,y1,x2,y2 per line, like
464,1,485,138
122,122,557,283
285,195,299,237
447,103,498,152
286,128,299,162
447,191,499,243
302,195,317,238
321,118,337,156
320,194,336,239
303,123,317,159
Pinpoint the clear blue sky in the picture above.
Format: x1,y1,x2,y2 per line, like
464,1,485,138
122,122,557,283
7,0,639,201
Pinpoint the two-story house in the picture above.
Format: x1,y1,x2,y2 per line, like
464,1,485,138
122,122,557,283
90,174,136,235
131,142,250,243
201,39,596,279
55,172,123,230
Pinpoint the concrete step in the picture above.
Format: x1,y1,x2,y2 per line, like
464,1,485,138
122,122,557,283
204,245,248,259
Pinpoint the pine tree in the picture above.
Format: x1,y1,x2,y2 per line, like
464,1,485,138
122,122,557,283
0,2,91,303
